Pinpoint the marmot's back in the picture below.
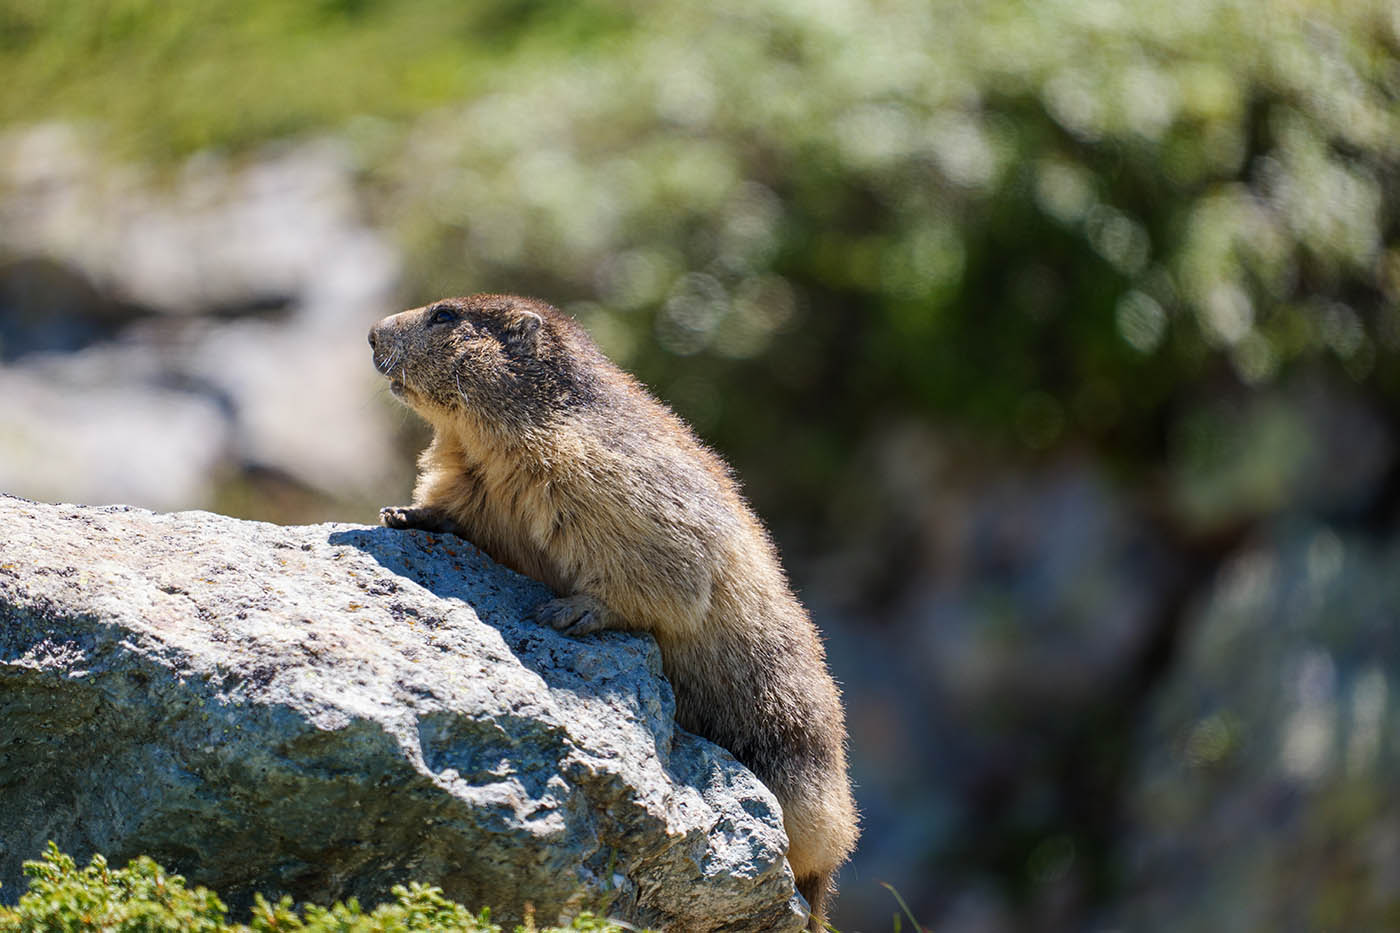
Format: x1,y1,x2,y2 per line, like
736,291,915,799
369,294,858,927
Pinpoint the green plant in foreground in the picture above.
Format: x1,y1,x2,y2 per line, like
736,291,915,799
0,844,636,933
880,882,926,933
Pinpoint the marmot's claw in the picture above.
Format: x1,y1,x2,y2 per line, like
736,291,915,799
534,596,609,636
564,611,604,637
380,506,413,528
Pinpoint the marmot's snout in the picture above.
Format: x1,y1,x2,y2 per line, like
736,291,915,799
368,318,407,395
368,319,394,359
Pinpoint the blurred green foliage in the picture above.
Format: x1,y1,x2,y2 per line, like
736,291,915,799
0,844,636,933
4,0,1396,522
0,0,629,155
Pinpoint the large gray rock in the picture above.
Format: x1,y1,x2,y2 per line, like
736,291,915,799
0,494,804,932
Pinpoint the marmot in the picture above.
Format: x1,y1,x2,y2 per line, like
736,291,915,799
369,294,858,928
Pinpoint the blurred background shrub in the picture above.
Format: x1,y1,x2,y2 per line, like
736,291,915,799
1,0,1398,930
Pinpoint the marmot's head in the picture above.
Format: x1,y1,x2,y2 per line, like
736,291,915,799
369,294,601,432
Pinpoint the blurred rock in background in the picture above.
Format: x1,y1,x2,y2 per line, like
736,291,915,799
1111,522,1400,932
0,126,405,518
1,0,1397,929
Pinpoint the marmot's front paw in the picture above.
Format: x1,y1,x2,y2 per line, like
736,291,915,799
533,594,613,637
379,505,461,534
380,505,421,529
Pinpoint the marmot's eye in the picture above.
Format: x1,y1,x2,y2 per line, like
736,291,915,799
428,307,458,326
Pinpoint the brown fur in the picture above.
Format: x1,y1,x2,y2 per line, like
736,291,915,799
369,294,858,928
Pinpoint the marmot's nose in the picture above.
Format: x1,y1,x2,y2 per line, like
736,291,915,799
368,326,379,350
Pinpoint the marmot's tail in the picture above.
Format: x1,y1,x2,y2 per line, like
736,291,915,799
797,871,832,931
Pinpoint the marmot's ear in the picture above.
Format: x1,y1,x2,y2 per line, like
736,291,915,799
504,309,543,353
